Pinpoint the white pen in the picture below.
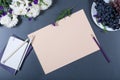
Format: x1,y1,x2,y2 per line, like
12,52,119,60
3,38,29,63
17,36,35,70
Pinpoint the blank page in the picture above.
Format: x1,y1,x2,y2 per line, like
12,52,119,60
28,10,99,74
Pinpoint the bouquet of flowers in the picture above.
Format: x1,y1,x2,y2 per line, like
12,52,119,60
0,0,52,28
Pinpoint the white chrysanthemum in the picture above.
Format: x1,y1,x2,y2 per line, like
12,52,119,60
0,14,18,28
40,0,52,10
26,2,41,18
6,15,18,28
10,0,29,15
0,15,11,26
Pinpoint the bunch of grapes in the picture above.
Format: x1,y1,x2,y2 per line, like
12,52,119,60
111,0,120,14
94,0,120,30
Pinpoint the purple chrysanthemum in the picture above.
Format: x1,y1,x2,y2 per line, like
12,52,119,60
8,8,13,14
28,17,33,21
28,3,32,6
33,0,38,4
2,12,7,16
0,6,3,10
27,8,30,12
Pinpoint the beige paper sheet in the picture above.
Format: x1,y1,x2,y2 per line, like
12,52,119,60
28,9,99,74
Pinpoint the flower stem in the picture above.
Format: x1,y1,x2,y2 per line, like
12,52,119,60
39,0,48,6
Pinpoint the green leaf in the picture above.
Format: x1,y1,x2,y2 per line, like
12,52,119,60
39,0,48,6
56,8,73,21
17,1,20,6
8,14,13,18
6,0,12,4
0,0,2,5
24,15,29,18
67,8,72,16
102,24,108,32
0,10,3,14
28,0,33,2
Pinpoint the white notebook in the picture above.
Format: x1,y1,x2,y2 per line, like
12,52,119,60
0,36,28,70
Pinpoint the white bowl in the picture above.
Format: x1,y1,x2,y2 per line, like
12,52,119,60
91,2,120,31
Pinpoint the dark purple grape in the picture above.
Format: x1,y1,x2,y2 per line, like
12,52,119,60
93,0,120,30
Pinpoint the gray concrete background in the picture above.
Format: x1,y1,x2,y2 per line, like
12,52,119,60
0,0,120,80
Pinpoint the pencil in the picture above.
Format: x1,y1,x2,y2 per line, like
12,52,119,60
91,34,110,63
3,38,29,63
17,36,35,70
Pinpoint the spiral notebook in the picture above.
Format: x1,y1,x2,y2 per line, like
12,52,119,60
0,36,32,74
28,9,100,74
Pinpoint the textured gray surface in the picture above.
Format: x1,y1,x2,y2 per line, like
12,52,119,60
0,0,120,80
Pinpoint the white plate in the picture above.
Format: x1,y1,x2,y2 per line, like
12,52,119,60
91,2,120,31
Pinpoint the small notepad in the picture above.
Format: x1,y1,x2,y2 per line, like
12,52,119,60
0,36,28,70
